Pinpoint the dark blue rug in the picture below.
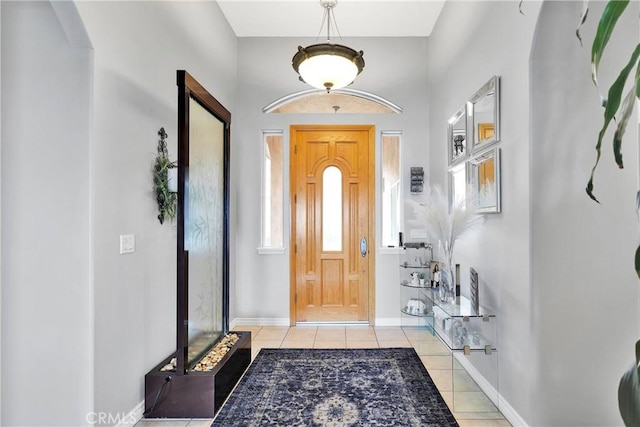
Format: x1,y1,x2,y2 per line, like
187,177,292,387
212,348,458,426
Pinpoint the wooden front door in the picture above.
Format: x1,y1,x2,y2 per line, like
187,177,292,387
290,125,375,323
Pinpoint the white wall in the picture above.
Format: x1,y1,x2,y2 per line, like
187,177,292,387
1,1,237,424
427,1,542,423
1,2,93,425
429,1,640,425
0,2,3,421
232,37,430,325
531,2,640,425
74,1,238,419
6,2,637,425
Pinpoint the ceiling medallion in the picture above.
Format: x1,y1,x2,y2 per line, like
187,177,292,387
292,0,365,93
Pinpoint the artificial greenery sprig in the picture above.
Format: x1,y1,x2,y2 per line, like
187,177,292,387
153,127,177,224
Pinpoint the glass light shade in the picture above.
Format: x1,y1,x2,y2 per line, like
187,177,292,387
293,43,364,92
299,54,358,91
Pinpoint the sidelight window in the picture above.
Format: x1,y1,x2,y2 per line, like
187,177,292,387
261,131,284,250
382,132,401,247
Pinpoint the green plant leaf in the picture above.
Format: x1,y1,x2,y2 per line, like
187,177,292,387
576,0,590,47
613,83,638,168
591,0,629,102
635,244,640,279
614,51,640,167
586,42,640,202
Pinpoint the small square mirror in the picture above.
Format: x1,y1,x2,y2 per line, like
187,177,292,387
471,147,501,213
448,104,467,165
469,76,500,153
448,162,467,212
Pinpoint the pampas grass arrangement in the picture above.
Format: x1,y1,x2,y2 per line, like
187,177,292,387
407,185,483,266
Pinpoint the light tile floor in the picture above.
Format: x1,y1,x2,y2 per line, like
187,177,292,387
135,326,510,427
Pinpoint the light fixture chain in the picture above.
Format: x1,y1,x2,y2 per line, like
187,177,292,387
326,6,331,42
328,6,344,41
315,5,329,41
314,0,343,43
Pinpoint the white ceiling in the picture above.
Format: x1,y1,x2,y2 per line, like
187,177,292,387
216,0,446,38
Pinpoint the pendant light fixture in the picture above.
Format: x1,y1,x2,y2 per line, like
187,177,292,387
292,0,365,93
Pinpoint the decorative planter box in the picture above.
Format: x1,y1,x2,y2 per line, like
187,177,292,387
144,331,251,418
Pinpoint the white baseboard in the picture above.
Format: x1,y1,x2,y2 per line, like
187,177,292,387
230,318,290,329
374,317,402,326
115,400,144,427
230,317,404,328
453,353,528,427
496,396,528,427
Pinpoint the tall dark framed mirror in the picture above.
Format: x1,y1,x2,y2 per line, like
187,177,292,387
176,70,231,373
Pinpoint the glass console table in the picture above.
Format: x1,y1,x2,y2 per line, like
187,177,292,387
398,246,501,416
420,288,500,416
421,289,496,355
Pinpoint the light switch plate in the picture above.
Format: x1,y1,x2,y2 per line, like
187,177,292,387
120,234,135,254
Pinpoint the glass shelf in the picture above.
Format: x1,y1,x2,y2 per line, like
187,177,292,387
434,325,497,352
400,307,433,318
399,243,435,334
399,263,430,269
400,280,431,289
433,305,497,352
421,288,495,318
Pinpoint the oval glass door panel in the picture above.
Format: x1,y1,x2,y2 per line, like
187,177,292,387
322,166,342,251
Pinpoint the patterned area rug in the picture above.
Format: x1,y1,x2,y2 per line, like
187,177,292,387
212,348,458,427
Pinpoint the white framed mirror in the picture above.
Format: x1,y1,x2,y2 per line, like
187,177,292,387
447,104,467,166
448,162,468,212
469,76,500,153
471,147,501,213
